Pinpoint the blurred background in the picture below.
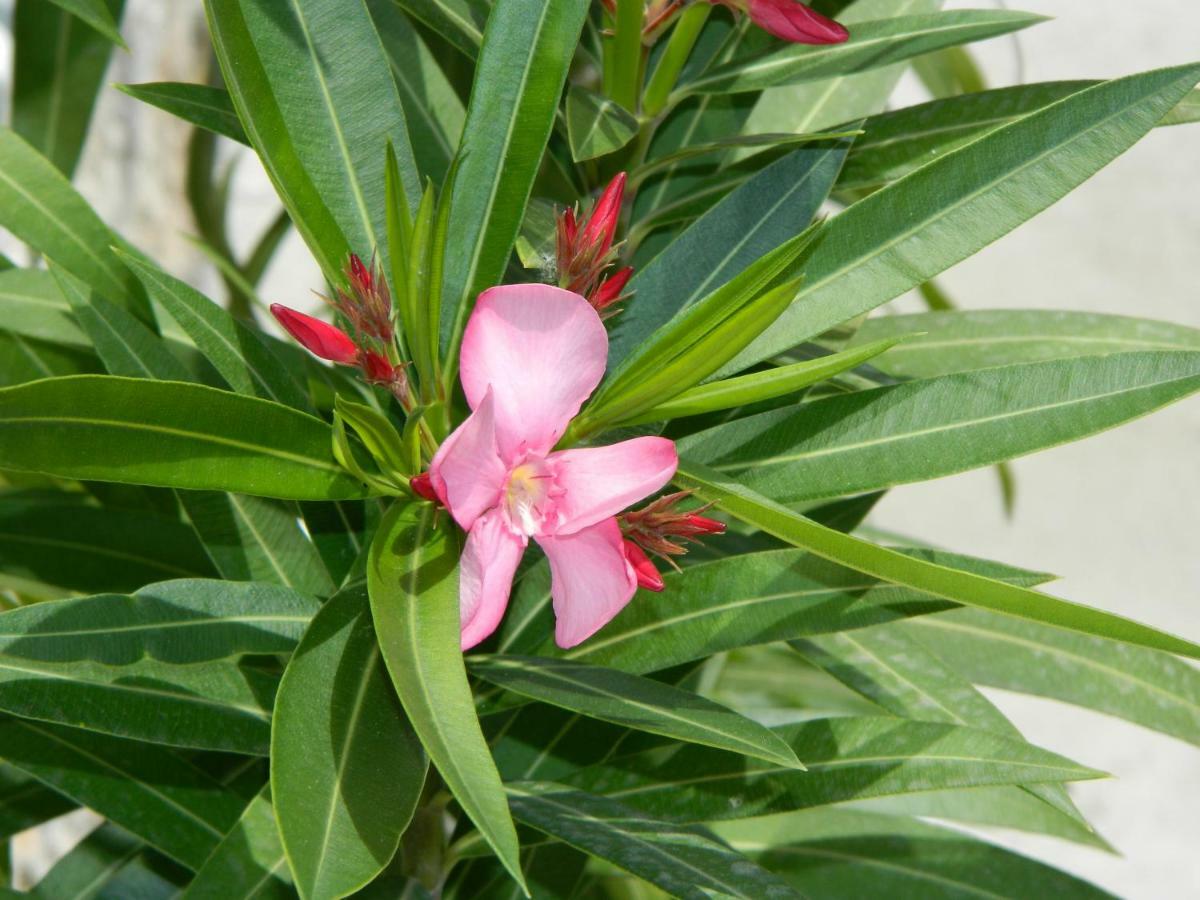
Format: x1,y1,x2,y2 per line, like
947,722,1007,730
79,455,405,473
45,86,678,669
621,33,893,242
0,0,1196,896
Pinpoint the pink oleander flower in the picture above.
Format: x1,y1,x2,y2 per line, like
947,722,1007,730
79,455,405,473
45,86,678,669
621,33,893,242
711,0,848,44
428,284,678,649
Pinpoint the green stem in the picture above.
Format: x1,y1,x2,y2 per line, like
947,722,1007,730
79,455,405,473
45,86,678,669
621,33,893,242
643,2,710,117
610,0,646,113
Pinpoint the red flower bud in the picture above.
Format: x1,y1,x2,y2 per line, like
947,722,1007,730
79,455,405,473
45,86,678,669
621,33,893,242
348,253,372,294
270,304,358,364
580,172,626,258
623,539,664,592
684,513,726,535
592,266,633,311
410,472,439,503
361,350,395,384
744,0,847,44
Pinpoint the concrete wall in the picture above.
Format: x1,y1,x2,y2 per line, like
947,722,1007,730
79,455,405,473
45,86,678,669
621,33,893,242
0,0,1196,896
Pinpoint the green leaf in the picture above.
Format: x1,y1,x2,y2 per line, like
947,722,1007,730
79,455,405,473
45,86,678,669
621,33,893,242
0,128,147,318
181,787,291,899
725,63,1200,372
565,86,638,162
367,502,525,892
682,11,1044,96
610,141,849,370
848,309,1200,379
0,578,318,664
0,268,89,348
673,459,1200,660
0,718,244,869
0,375,368,500
506,783,803,900
0,762,75,840
905,608,1200,749
682,352,1200,504
0,497,216,593
394,0,487,59
204,0,422,282
505,547,1042,673
119,253,310,410
42,0,126,46
565,716,1102,822
273,586,426,900
619,337,900,425
30,823,181,900
440,0,590,363
470,655,802,768
116,82,249,145
368,0,466,185
717,809,1113,899
792,626,1088,831
12,0,124,176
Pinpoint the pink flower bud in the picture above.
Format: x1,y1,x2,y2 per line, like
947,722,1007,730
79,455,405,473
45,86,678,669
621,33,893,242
623,539,665,592
580,172,626,258
685,513,726,535
410,472,439,503
361,350,395,384
745,0,848,44
592,266,634,311
270,304,358,364
348,253,373,294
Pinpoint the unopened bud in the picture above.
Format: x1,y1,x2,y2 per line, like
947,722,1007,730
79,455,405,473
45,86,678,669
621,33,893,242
270,304,359,364
623,539,664,592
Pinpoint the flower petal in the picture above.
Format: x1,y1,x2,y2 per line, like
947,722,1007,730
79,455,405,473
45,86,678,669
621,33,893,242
460,284,608,460
428,389,507,530
747,0,848,44
460,510,528,650
548,437,678,535
537,518,636,649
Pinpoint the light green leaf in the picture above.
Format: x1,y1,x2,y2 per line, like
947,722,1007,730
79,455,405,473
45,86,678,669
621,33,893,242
182,787,292,900
204,0,422,282
470,655,802,768
440,0,590,365
849,309,1200,378
116,81,249,145
673,459,1200,660
506,782,803,900
0,578,317,664
0,268,88,347
0,128,147,318
726,63,1200,372
0,718,244,869
0,331,99,387
12,0,124,176
42,0,126,46
367,502,524,892
394,0,486,59
273,586,426,900
905,608,1200,748
565,716,1102,822
0,375,368,500
682,352,1200,504
682,11,1043,96
565,86,638,162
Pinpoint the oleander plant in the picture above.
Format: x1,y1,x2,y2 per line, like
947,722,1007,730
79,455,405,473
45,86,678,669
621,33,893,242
0,0,1198,897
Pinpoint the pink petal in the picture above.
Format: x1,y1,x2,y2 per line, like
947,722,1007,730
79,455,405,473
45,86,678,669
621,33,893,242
547,437,678,535
536,518,636,649
748,0,848,44
428,389,507,531
459,284,608,461
459,510,528,650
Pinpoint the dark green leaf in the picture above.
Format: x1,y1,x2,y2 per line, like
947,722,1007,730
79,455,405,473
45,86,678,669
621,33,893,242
42,0,126,46
394,0,486,59
565,86,638,162
116,82,249,145
182,787,292,899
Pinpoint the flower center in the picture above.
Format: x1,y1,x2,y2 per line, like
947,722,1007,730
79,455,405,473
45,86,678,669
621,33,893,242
503,457,560,536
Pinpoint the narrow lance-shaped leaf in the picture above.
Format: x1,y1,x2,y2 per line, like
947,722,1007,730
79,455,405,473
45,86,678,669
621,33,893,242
470,655,802,768
674,459,1200,660
0,376,368,501
181,787,292,900
116,81,248,145
0,268,88,348
725,63,1200,373
272,586,426,900
41,0,126,46
367,502,525,892
506,782,804,900
440,0,590,366
680,352,1200,504
204,0,422,282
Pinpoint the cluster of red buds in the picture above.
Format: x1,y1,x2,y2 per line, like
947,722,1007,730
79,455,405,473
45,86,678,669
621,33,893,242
556,173,634,318
619,491,726,591
708,0,847,43
270,253,412,406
